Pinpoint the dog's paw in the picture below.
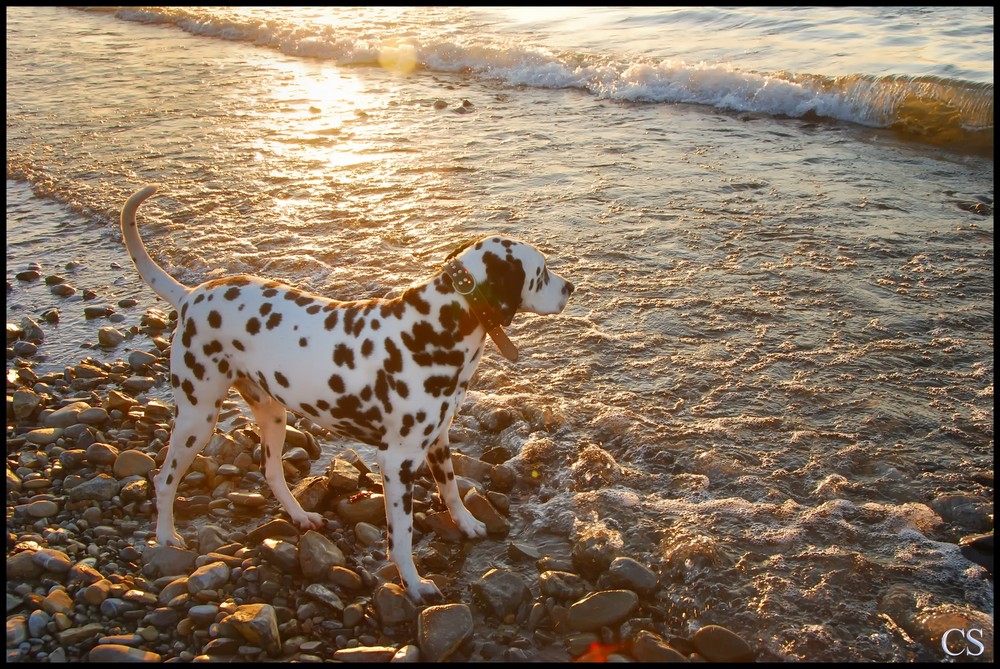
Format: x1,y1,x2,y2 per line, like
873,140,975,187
405,578,444,603
453,511,488,539
158,531,187,548
289,510,326,531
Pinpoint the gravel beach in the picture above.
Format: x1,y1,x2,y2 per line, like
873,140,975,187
7,291,760,663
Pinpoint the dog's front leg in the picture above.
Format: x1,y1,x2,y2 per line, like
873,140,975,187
427,432,488,538
376,449,441,602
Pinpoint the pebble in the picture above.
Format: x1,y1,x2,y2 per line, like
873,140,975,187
567,590,639,632
418,603,474,661
691,624,755,662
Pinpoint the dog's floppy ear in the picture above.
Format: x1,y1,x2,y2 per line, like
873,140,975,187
445,239,476,261
480,251,526,326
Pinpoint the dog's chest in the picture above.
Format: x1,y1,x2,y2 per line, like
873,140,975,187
175,276,485,447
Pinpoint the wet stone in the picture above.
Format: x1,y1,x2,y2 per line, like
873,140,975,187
299,529,346,580
471,568,530,621
418,603,474,662
567,590,639,632
33,548,73,574
88,644,162,662
605,556,658,593
690,624,754,662
224,603,281,656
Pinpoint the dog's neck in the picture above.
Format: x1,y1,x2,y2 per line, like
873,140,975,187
441,258,519,362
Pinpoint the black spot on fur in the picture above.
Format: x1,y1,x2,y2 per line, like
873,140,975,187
224,287,241,301
183,351,206,381
266,312,282,330
246,318,260,335
275,371,289,388
324,310,339,330
384,339,403,374
333,344,356,369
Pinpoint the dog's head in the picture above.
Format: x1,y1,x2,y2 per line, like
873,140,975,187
447,236,573,325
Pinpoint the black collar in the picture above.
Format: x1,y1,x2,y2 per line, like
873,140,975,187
443,258,519,362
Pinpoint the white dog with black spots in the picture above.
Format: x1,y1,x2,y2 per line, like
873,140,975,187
121,185,573,601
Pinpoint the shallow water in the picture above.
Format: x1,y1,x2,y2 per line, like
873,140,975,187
6,6,993,662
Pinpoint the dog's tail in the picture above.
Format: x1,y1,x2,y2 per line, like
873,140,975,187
120,186,189,309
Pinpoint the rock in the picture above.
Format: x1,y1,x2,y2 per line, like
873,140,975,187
567,590,639,632
418,603,474,661
224,603,281,656
27,610,50,638
83,305,114,319
121,376,155,393
67,473,119,502
32,548,73,574
86,441,120,466
7,615,27,646
260,538,300,573
50,283,76,297
77,406,109,424
12,340,38,357
88,644,163,662
336,494,386,525
931,493,992,533
538,570,589,601
629,630,688,662
463,489,510,536
113,449,156,478
143,545,198,577
227,491,267,508
25,499,59,518
57,622,105,646
11,389,42,420
959,532,993,574
690,624,754,662
127,350,158,371
332,647,398,662
7,551,42,579
326,458,362,491
572,532,619,579
373,583,416,626
508,541,541,563
471,569,530,620
291,475,329,512
349,520,380,548
304,583,344,614
97,326,125,347
24,427,63,446
44,401,93,428
20,316,45,342
187,561,231,593
245,518,300,543
605,556,658,593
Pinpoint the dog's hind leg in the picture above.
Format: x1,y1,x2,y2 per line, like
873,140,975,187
154,382,229,547
377,448,442,602
427,432,488,538
234,380,325,531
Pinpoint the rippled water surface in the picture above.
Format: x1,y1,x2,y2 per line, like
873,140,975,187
6,6,993,662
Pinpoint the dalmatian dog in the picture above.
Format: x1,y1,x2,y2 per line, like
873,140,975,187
121,185,573,601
